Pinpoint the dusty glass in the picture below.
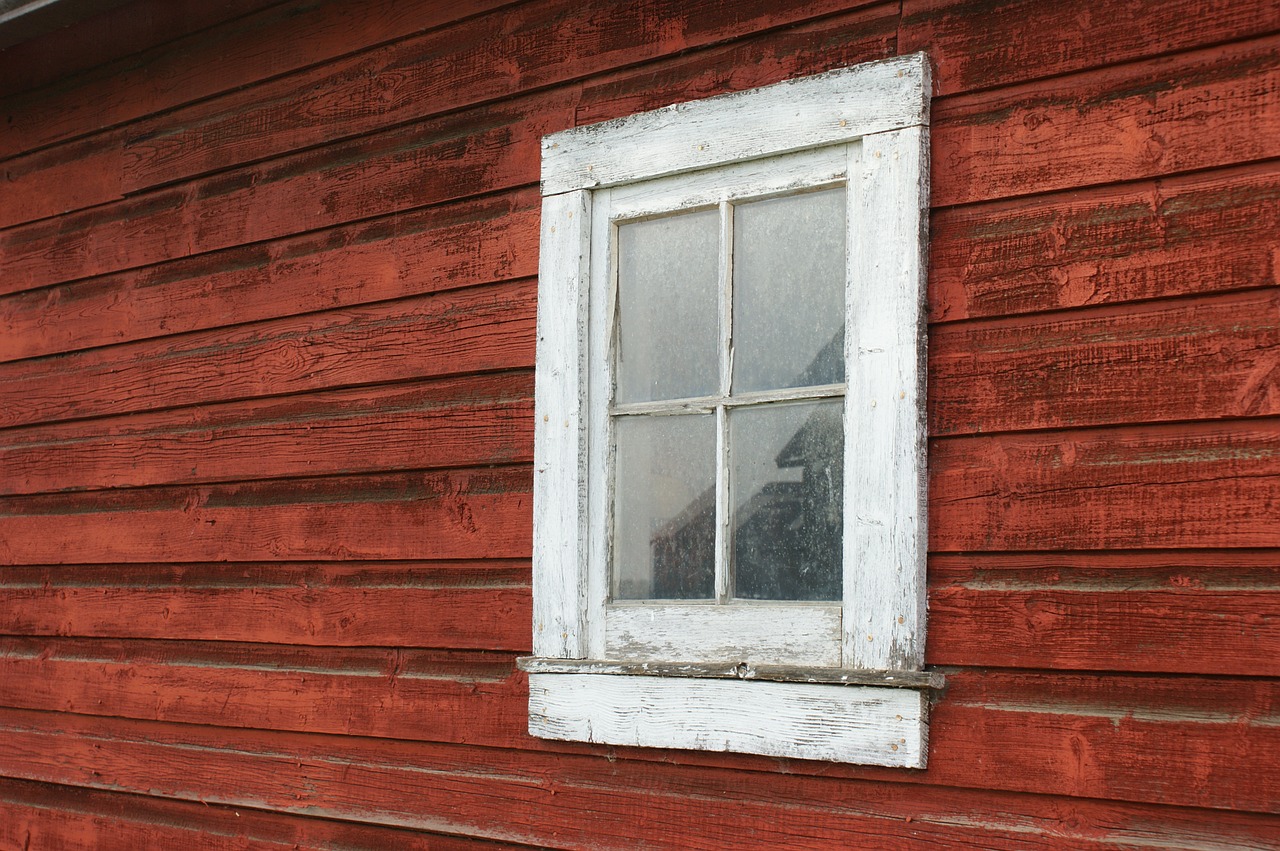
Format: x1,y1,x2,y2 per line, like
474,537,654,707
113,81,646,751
615,209,720,404
729,399,843,600
613,413,717,600
732,188,846,393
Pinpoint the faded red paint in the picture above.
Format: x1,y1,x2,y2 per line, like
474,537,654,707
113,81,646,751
0,0,1277,846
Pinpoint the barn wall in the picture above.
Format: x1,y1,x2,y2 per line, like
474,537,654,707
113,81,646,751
0,0,1277,847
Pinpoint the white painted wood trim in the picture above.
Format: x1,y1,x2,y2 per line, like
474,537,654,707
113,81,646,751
605,604,841,667
529,674,928,767
533,54,933,767
584,188,615,659
605,146,846,221
533,190,592,659
844,126,930,671
542,53,930,195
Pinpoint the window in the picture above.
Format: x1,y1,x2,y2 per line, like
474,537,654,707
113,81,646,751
521,53,938,767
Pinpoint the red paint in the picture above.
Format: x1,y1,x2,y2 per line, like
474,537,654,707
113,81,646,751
1,0,1277,845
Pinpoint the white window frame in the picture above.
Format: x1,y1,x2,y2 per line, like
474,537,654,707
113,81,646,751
522,53,936,768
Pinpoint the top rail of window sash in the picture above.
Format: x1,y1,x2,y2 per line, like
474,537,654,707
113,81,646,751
610,382,847,417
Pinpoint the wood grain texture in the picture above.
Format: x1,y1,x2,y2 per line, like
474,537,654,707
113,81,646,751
928,670,1280,813
604,605,842,667
0,189,539,363
0,638,529,747
532,191,591,660
573,4,898,127
927,552,1280,676
0,131,124,229
0,0,277,100
846,126,930,671
120,0,883,192
901,0,1280,95
4,0,1280,843
529,674,927,767
0,562,531,650
931,36,1280,207
929,161,1280,323
930,420,1280,551
0,279,536,430
0,371,532,495
542,54,928,194
0,704,1276,841
0,0,514,159
0,468,531,565
930,288,1280,435
0,99,562,296
0,776,528,850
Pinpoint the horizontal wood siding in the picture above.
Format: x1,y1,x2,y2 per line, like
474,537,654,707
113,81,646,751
0,0,1276,846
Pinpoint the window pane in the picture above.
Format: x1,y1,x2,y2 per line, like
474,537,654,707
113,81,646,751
614,414,717,600
732,188,846,393
730,400,842,601
616,209,719,404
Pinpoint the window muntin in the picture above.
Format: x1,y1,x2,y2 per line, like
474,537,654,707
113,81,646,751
610,185,847,606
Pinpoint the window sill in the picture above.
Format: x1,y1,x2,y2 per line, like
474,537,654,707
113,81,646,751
520,657,939,767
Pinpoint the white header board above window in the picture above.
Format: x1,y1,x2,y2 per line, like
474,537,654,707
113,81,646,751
523,53,935,767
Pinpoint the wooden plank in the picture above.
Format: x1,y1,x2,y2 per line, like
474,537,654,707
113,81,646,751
532,191,591,660
0,371,533,496
927,552,1280,676
0,776,526,850
929,288,1280,435
0,467,531,564
0,98,564,296
930,420,1280,552
573,4,898,127
929,162,1280,322
0,0,513,160
0,703,1277,837
0,188,540,363
528,673,927,767
0,638,529,748
901,0,1280,95
12,37,1273,298
541,54,928,195
0,0,275,99
0,278,536,430
931,37,1280,207
0,562,531,650
929,670,1280,814
604,605,842,667
120,0,884,192
846,125,930,671
0,131,124,229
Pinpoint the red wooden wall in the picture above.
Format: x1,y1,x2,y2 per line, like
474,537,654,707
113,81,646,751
1,0,1278,847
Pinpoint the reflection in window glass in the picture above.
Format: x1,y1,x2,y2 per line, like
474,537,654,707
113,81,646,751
732,188,846,393
616,209,720,404
729,400,843,601
613,414,717,600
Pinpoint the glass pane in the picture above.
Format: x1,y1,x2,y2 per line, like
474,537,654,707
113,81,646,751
613,414,717,600
732,188,846,393
730,400,843,600
616,209,719,403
